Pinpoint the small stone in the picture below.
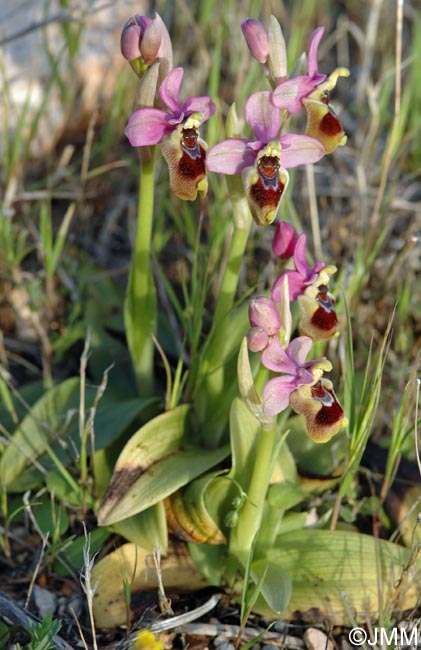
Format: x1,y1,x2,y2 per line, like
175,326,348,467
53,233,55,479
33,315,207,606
32,585,57,618
304,628,334,650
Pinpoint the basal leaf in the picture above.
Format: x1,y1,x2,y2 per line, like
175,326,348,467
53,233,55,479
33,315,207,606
97,405,229,525
165,472,226,544
92,541,208,629
261,529,421,623
0,378,80,487
111,502,168,552
251,561,292,615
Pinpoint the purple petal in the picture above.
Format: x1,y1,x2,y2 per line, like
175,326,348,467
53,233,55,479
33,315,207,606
279,134,325,168
262,376,295,416
206,138,256,174
124,108,170,146
287,336,313,365
272,220,299,259
272,76,317,114
245,91,280,142
271,270,306,302
134,15,152,30
307,27,324,78
159,67,184,114
182,95,216,123
292,233,310,277
261,338,297,375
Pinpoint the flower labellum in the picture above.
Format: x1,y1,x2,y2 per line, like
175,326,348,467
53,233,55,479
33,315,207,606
161,113,209,200
289,377,348,442
302,91,347,154
243,141,290,226
298,282,339,340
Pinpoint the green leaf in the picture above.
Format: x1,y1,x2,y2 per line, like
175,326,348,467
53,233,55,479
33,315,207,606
228,398,260,488
111,502,168,552
251,561,292,615
260,529,421,623
33,496,69,539
165,472,226,544
268,483,306,510
53,527,110,576
0,621,10,648
97,405,229,525
188,543,226,587
0,378,80,487
286,415,347,476
90,397,157,450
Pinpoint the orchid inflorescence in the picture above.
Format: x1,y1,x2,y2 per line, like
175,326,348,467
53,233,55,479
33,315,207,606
121,12,349,443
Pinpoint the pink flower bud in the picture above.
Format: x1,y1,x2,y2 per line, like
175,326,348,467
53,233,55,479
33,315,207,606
120,14,165,67
140,21,161,63
241,19,270,64
272,221,299,259
247,327,268,352
248,296,281,336
120,21,142,60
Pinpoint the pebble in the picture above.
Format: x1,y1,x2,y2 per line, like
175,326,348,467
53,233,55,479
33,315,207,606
304,628,334,650
32,585,57,618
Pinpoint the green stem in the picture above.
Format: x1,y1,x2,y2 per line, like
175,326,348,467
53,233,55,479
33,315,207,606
124,149,157,397
229,424,277,563
213,212,252,326
196,209,252,448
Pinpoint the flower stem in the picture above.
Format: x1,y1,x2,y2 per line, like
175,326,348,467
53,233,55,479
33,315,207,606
229,424,277,563
195,206,252,448
214,208,252,326
124,148,157,397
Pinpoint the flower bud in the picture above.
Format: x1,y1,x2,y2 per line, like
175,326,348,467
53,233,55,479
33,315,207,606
246,327,268,352
140,21,161,64
120,21,142,61
272,220,299,259
267,15,287,84
248,296,281,336
120,13,171,78
241,19,270,64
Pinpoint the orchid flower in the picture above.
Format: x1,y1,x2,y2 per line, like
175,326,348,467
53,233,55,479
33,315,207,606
125,67,215,200
206,91,325,225
260,336,331,416
271,226,339,340
271,232,326,301
272,27,349,154
289,377,348,442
